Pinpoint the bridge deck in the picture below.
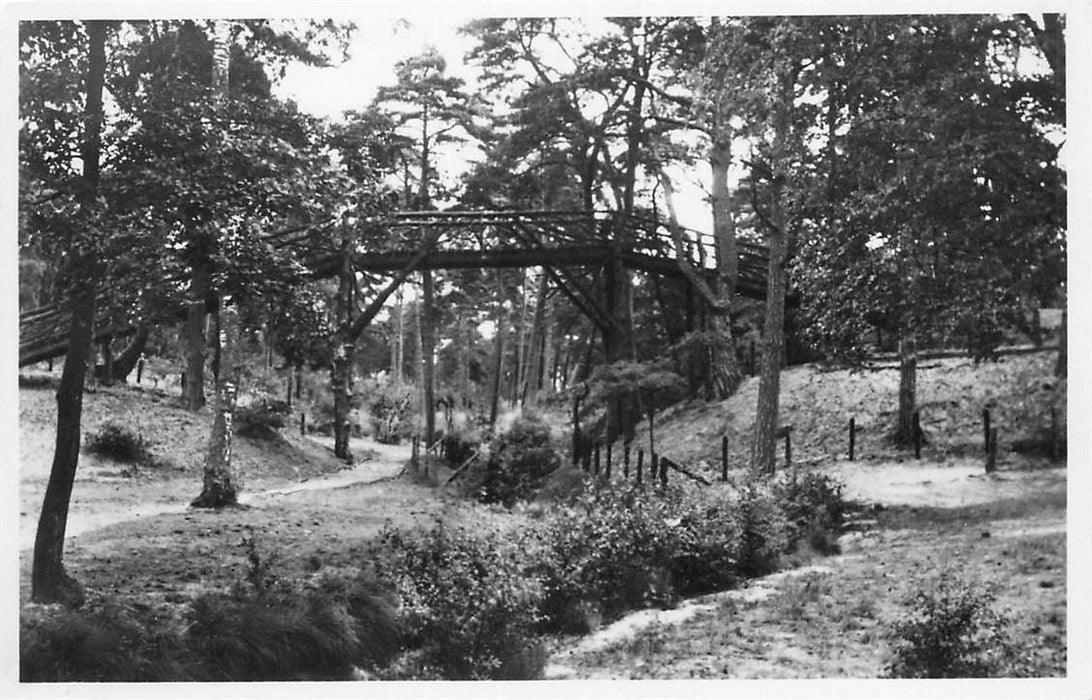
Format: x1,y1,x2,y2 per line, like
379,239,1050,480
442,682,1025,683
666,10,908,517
19,209,770,367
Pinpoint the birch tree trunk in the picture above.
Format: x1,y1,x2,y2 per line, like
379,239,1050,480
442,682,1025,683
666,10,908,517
192,20,242,506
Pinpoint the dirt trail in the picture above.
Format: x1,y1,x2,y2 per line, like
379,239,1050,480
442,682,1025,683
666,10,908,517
19,436,411,551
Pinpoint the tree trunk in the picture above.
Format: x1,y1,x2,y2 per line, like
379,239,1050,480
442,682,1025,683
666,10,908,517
112,323,150,382
459,314,471,407
1055,304,1066,379
392,287,404,384
489,301,507,427
207,303,221,386
541,299,556,395
183,259,210,410
750,223,789,474
191,378,240,508
895,330,918,446
749,65,795,476
98,336,114,386
31,18,106,606
413,298,423,385
192,19,241,503
602,221,638,445
332,340,354,460
521,270,548,404
32,281,96,607
332,233,355,460
420,269,436,445
707,120,743,399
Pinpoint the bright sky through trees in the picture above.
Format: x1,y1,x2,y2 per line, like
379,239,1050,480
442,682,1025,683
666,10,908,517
275,13,719,231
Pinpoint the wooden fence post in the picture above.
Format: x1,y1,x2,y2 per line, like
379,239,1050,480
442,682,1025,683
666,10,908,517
300,412,305,436
784,430,792,468
848,417,856,461
606,441,612,479
986,427,998,473
624,445,631,478
637,449,644,486
983,408,991,454
721,435,729,482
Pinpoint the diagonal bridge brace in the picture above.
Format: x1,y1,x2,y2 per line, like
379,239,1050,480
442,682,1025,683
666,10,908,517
495,220,623,336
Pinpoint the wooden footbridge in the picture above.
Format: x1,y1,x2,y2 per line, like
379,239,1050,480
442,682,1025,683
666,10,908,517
19,209,770,367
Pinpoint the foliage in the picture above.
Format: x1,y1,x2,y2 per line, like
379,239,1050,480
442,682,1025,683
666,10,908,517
183,539,401,681
234,398,290,440
478,413,562,507
441,431,479,467
535,483,685,626
22,541,401,682
885,572,1032,678
784,15,1065,363
367,524,546,680
365,380,415,444
20,598,195,682
588,360,686,412
84,420,155,465
772,470,846,555
374,46,487,206
527,469,845,630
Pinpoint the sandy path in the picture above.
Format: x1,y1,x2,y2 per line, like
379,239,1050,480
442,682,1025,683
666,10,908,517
545,458,1067,677
19,437,411,551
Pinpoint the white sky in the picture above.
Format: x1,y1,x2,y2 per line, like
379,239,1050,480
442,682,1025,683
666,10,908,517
273,14,719,232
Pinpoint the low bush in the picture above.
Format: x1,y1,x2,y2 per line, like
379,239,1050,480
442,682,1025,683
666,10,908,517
533,484,685,629
367,524,546,679
21,599,195,682
84,421,155,465
479,413,562,507
670,489,744,595
21,541,403,682
186,573,400,681
884,572,1032,678
366,383,415,444
441,431,479,467
234,398,289,440
772,470,846,555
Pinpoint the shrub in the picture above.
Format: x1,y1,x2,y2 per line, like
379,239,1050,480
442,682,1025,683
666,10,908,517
670,489,743,595
885,572,1032,678
234,398,289,440
367,524,546,680
441,431,479,467
535,483,683,628
366,381,415,444
21,546,402,683
21,598,195,682
479,413,562,507
772,470,846,555
186,572,400,682
84,421,155,465
734,482,791,577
